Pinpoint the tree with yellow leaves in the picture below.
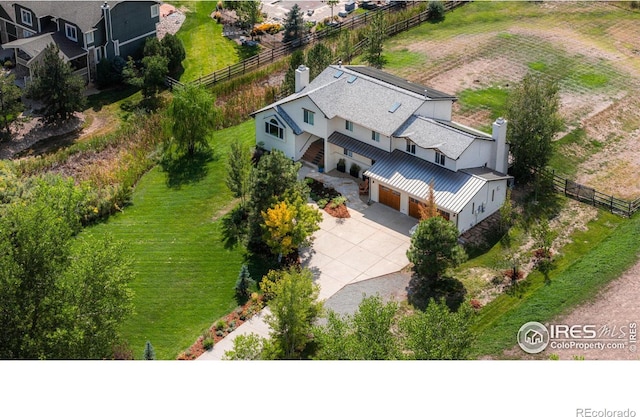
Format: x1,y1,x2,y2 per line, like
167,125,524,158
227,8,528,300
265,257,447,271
261,196,322,260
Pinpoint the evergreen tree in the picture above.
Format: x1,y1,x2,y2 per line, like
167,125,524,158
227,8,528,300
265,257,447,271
282,50,305,95
283,4,304,43
234,264,255,300
364,11,387,69
26,44,85,122
306,43,333,80
143,341,155,360
161,34,186,76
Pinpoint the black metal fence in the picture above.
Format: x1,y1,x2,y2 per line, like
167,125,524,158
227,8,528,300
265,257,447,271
541,169,640,217
166,1,467,88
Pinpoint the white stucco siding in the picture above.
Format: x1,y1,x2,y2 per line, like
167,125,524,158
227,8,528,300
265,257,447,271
456,180,508,233
281,96,327,139
415,100,453,121
328,117,392,153
255,112,295,159
456,140,494,171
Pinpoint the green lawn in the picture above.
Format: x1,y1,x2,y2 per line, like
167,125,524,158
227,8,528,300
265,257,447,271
82,120,257,359
173,1,243,82
470,210,638,358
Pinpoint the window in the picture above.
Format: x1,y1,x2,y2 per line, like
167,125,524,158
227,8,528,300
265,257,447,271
371,131,380,142
65,23,78,42
151,4,160,18
472,202,475,214
265,118,284,140
303,109,314,125
95,47,103,62
20,9,32,26
492,189,495,202
85,31,95,45
343,149,353,157
23,29,34,38
406,139,415,154
435,151,445,166
345,120,353,132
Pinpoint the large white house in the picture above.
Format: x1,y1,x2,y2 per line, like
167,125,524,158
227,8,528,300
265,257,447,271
252,64,512,233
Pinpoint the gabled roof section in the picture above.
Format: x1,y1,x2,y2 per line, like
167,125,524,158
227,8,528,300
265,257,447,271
364,150,487,213
345,66,457,101
3,31,86,62
393,115,492,160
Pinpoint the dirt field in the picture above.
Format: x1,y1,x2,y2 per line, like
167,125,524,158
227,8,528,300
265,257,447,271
390,1,640,198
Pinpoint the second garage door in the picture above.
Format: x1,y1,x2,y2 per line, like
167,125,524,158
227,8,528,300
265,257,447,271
379,185,400,210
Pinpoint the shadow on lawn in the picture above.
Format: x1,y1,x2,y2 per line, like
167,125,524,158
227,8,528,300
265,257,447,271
160,148,215,188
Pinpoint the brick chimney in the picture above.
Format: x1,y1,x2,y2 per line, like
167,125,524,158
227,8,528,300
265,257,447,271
294,65,309,93
492,117,508,174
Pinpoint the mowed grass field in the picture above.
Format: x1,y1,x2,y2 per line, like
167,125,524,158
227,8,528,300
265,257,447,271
173,1,243,82
82,120,256,359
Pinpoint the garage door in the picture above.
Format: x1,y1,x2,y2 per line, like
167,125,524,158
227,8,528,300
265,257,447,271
409,197,422,219
379,185,400,210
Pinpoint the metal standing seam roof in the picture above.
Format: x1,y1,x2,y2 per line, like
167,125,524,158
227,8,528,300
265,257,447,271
364,150,487,214
327,132,389,162
275,105,303,135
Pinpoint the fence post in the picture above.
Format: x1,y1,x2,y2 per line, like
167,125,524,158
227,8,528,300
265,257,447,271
564,179,568,196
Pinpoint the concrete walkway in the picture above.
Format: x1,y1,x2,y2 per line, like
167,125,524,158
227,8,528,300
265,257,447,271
198,169,417,360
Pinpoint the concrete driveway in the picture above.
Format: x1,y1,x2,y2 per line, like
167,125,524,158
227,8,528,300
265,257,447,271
198,174,417,360
301,203,415,300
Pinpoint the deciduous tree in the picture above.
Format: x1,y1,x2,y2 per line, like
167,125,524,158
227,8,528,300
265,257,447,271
419,179,438,220
262,267,323,359
236,0,263,35
0,73,23,139
225,139,252,207
282,50,305,95
399,298,475,359
26,44,85,122
337,30,353,64
507,73,563,184
167,83,216,156
261,197,321,259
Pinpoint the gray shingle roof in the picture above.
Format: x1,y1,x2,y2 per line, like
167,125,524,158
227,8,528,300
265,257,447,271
3,31,86,61
0,1,120,33
393,115,490,160
364,150,487,213
345,66,456,100
327,132,389,162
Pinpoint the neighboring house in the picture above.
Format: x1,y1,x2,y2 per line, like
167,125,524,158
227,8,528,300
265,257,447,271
0,0,160,83
253,64,512,233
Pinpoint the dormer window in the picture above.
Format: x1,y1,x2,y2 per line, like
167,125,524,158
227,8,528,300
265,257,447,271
435,151,445,166
371,131,380,142
21,9,32,26
345,120,353,132
406,139,416,155
265,117,284,140
65,23,78,42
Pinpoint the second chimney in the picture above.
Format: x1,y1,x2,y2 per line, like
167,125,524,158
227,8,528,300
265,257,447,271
492,117,508,174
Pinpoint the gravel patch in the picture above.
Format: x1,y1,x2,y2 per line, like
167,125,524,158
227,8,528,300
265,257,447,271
156,4,186,40
323,271,411,317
